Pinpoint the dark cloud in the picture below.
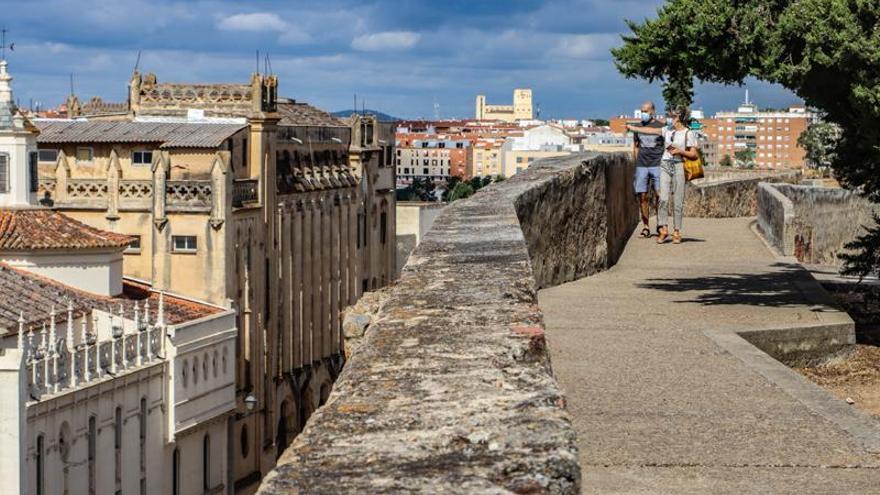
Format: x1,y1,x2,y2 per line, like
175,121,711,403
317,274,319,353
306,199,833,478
0,0,800,119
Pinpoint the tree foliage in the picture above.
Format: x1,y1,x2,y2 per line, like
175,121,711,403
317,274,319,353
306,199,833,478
612,0,880,200
839,213,880,282
797,122,842,170
734,148,756,168
719,154,734,167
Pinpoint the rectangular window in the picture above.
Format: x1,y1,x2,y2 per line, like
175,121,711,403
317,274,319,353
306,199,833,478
29,151,39,193
423,168,429,175
123,235,141,255
38,149,58,162
0,154,8,192
132,150,153,166
76,147,94,163
172,235,197,253
516,157,523,163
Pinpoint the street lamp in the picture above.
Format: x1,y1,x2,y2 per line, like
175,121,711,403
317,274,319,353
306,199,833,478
244,394,257,412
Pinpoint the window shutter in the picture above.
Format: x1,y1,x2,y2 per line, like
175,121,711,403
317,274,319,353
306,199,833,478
0,154,9,193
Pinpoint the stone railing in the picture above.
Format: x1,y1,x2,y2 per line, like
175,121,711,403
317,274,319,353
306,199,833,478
684,169,801,218
259,153,637,494
165,180,213,210
19,298,167,401
232,178,259,207
67,178,110,201
757,182,878,265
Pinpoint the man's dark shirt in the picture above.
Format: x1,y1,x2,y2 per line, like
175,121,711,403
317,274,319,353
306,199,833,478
634,120,665,168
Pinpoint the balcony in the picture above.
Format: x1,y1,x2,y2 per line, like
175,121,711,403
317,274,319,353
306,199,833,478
232,178,259,207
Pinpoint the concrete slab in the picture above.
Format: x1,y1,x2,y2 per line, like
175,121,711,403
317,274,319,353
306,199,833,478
539,217,880,493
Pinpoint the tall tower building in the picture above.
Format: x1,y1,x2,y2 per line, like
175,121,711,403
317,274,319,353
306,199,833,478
513,88,533,120
475,94,486,120
0,59,39,208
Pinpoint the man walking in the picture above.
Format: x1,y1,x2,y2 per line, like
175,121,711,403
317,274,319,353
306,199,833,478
631,101,664,237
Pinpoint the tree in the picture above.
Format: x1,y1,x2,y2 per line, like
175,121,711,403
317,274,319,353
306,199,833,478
612,0,880,202
734,149,756,168
798,122,841,171
839,214,880,282
593,119,610,126
446,181,475,202
719,155,733,168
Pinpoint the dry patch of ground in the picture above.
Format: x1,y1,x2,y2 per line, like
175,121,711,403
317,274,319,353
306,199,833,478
795,282,880,417
796,345,880,418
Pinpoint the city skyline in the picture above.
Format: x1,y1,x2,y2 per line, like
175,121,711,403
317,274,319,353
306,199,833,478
3,0,802,120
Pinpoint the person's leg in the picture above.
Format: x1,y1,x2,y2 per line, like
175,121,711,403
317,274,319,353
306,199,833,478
658,166,671,229
657,164,671,242
672,162,686,233
633,167,651,236
639,193,650,226
649,167,661,229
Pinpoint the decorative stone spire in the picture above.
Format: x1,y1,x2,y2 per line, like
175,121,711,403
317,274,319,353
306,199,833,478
0,59,16,129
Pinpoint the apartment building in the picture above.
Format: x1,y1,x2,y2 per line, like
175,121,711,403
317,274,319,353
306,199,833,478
499,124,573,177
394,133,468,185
34,69,394,493
702,99,812,168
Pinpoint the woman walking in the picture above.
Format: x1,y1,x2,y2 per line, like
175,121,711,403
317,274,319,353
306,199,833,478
627,107,698,244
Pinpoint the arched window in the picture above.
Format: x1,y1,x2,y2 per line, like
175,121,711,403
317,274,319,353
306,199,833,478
0,153,9,193
203,434,211,491
88,416,96,494
172,448,180,495
36,433,45,495
115,406,122,486
140,397,147,493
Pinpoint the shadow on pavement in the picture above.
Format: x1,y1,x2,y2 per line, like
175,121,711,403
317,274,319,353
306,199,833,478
636,263,816,308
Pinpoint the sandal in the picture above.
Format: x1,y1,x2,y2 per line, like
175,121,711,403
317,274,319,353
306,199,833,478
640,226,651,238
672,230,682,244
656,226,669,244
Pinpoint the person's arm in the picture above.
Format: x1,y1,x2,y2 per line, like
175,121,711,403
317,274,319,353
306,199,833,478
670,130,699,160
632,133,640,161
626,124,663,135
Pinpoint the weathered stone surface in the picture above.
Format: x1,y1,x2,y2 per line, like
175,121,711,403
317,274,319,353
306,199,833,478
757,183,879,265
258,153,637,494
684,170,800,218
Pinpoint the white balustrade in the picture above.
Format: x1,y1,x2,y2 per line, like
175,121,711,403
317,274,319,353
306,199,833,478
19,296,168,400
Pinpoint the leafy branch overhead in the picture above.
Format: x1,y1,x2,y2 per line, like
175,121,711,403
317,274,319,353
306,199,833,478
612,0,880,201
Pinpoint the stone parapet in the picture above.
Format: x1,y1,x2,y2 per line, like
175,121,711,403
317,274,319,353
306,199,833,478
258,153,636,494
684,169,801,218
757,182,878,265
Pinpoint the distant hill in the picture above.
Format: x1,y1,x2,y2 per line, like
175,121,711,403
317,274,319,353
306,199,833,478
332,109,401,122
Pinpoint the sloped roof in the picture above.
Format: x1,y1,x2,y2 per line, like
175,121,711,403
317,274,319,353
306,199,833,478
0,263,222,332
0,209,134,251
277,100,347,127
35,120,246,148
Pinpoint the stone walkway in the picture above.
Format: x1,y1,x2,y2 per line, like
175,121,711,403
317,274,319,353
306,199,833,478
539,217,880,494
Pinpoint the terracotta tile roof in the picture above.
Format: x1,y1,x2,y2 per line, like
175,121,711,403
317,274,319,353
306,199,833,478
277,100,347,127
0,263,223,333
35,120,246,148
0,209,134,251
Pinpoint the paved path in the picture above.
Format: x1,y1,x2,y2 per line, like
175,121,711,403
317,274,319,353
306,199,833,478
539,217,880,494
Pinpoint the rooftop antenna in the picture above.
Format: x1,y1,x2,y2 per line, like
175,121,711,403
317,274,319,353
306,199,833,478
353,94,357,115
536,102,542,120
266,53,273,75
255,50,260,74
133,50,142,73
1,28,13,60
69,73,75,97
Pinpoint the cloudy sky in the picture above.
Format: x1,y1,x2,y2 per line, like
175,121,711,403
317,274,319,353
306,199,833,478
2,0,800,119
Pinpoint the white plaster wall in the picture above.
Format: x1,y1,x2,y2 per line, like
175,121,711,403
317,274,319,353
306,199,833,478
0,349,26,495
0,249,124,296
0,132,38,208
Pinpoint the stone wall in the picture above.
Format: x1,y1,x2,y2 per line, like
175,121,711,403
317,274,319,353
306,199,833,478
757,183,878,265
258,153,636,494
684,170,800,218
